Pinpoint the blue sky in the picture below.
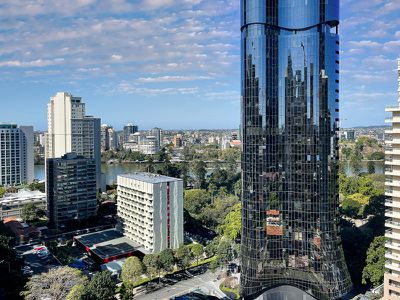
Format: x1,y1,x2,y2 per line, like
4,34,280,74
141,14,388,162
0,0,399,130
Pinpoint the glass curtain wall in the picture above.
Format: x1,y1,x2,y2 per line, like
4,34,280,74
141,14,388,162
240,1,352,299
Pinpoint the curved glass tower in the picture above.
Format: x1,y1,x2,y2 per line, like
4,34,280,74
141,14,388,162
240,1,352,299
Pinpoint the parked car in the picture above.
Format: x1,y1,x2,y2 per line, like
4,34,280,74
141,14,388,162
22,269,33,276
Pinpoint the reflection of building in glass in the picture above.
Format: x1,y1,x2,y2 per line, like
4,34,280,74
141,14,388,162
240,1,352,299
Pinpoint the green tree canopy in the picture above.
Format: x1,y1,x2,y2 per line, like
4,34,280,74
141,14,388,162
21,202,40,222
191,160,207,188
0,186,5,198
66,284,85,300
175,245,192,270
143,254,161,278
362,236,386,287
219,202,241,240
121,256,144,284
159,248,175,273
199,194,239,229
184,189,211,215
190,243,204,266
82,271,116,300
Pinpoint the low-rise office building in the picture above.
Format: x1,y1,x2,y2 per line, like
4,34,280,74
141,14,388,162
0,189,46,220
117,173,183,253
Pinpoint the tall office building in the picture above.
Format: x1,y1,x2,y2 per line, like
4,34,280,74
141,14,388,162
47,153,97,228
150,127,162,150
384,58,400,300
0,124,33,186
108,127,118,150
240,1,351,299
101,124,111,152
46,92,101,190
117,173,183,253
123,123,138,143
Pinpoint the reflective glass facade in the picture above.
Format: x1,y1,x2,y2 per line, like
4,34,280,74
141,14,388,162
240,1,352,299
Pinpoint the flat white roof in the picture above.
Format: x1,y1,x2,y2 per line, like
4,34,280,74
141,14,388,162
0,189,46,204
118,172,182,184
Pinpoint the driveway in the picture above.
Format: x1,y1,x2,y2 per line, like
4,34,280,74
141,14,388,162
134,269,228,300
18,245,61,276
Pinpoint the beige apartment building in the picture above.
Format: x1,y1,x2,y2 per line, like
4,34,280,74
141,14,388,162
117,173,183,253
384,58,400,299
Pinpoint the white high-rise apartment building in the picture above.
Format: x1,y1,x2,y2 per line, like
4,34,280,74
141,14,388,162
0,124,33,186
101,124,118,152
46,92,102,190
117,173,183,253
384,58,400,300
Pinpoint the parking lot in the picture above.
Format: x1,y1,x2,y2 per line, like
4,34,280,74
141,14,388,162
16,245,61,276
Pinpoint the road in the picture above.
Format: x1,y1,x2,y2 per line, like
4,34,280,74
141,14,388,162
18,245,61,276
134,270,228,300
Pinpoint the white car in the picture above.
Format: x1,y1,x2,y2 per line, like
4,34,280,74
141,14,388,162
22,269,33,276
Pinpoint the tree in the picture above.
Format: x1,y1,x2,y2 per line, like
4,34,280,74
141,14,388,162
219,202,241,240
205,238,219,257
22,266,87,300
217,239,233,264
341,198,362,218
191,160,207,188
362,236,386,287
341,147,352,160
175,245,192,270
121,256,144,284
209,258,219,273
368,151,384,160
66,284,85,300
28,181,45,193
367,161,375,174
184,189,211,215
21,202,39,221
199,194,239,229
82,271,116,300
190,243,204,266
350,153,362,175
0,186,5,198
154,147,169,162
159,248,175,273
143,254,161,279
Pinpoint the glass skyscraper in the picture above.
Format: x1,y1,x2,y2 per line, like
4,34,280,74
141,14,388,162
240,1,352,299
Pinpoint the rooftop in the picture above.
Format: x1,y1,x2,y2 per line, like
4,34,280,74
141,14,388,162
118,172,182,184
1,189,46,204
74,229,147,259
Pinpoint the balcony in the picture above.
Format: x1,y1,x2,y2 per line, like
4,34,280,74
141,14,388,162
386,117,400,123
387,219,400,230
386,260,400,273
386,199,400,208
386,180,400,188
387,241,400,252
386,106,400,112
386,128,400,135
386,209,400,219
385,251,400,262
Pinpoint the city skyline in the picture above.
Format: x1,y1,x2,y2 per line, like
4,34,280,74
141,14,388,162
0,0,399,130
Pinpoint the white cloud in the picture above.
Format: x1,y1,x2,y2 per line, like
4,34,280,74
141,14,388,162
0,58,64,68
137,75,212,82
117,81,199,95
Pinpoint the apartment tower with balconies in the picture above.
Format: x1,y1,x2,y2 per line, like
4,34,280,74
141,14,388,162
384,58,400,300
